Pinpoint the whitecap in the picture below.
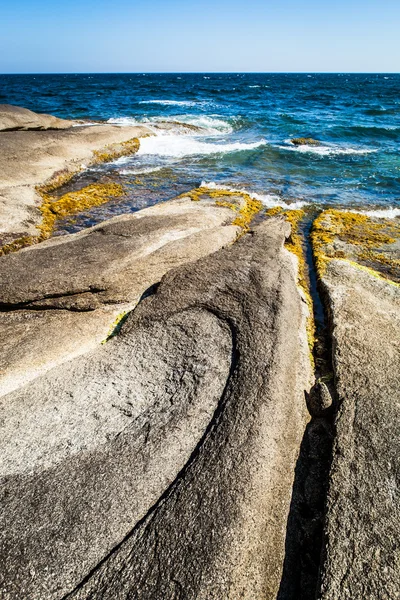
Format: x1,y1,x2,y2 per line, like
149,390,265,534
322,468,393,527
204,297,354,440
249,85,260,88
164,114,233,134
107,113,231,135
137,136,266,158
138,100,199,106
348,207,400,219
279,141,378,156
199,181,309,210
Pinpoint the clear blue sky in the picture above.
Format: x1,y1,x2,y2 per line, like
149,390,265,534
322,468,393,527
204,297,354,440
1,0,399,73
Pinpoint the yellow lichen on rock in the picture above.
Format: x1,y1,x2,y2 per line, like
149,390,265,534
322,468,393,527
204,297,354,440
37,183,126,239
266,207,315,359
181,186,263,231
266,207,307,288
0,183,127,255
311,209,400,283
102,311,129,344
48,183,125,218
92,138,140,164
38,169,82,195
0,236,38,257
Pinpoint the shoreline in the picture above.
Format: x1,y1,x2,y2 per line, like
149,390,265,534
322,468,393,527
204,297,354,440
0,104,399,600
0,105,208,249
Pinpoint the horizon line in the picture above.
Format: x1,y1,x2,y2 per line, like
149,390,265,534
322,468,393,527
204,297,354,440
1,71,400,76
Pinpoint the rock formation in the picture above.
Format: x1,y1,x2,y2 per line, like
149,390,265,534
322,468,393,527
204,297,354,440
1,107,399,600
291,138,321,146
0,218,311,600
0,195,241,396
0,104,75,131
312,211,400,600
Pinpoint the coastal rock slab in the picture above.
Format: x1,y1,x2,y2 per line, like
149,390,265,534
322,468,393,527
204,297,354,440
0,122,152,243
0,195,240,396
0,219,311,599
0,104,75,131
312,209,400,283
318,259,400,600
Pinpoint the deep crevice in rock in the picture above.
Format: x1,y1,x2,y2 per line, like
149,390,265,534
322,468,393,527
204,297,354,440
0,286,107,312
278,215,336,600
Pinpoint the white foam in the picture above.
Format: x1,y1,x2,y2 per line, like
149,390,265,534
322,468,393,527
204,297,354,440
138,100,199,107
279,141,378,156
137,136,266,158
200,181,309,210
168,114,233,134
249,85,260,88
119,166,164,176
348,207,400,219
107,117,143,126
107,114,232,135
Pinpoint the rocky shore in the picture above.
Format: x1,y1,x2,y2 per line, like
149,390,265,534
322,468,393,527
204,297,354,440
0,106,399,600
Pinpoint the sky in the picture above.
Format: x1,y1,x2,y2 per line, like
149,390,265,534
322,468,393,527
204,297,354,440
1,0,400,73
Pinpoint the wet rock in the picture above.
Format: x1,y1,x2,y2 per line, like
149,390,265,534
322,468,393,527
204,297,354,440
0,219,311,600
291,137,321,146
317,259,400,600
0,121,153,243
0,104,75,131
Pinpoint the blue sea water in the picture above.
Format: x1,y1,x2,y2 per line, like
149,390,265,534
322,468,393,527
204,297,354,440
1,73,399,230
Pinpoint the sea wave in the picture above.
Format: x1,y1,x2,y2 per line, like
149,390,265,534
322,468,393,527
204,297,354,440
200,181,308,210
157,114,234,134
137,136,266,158
352,207,400,219
138,100,201,106
329,124,400,140
279,141,378,156
107,114,233,135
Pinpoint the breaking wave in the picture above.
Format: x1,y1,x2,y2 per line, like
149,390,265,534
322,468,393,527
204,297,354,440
137,136,266,158
200,181,309,210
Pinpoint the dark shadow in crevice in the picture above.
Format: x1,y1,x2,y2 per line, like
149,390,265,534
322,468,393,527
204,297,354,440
277,414,334,600
278,211,338,600
139,281,160,302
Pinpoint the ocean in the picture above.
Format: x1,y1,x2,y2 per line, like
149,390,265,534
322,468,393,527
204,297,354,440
1,73,399,233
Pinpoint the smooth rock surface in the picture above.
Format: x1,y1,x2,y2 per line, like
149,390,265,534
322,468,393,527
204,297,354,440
0,123,152,243
0,219,311,600
0,195,240,396
0,104,75,131
318,259,400,600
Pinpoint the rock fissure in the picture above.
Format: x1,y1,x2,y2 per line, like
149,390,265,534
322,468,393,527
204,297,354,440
276,212,336,600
